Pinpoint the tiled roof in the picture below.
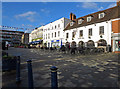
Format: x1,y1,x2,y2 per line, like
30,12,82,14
64,6,120,31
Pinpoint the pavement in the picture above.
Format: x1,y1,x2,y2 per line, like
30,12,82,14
2,47,120,88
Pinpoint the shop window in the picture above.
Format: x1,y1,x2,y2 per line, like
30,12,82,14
115,40,120,51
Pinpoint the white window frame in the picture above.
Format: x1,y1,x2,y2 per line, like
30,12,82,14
70,22,74,26
78,19,83,24
99,12,105,19
79,30,83,37
87,16,92,22
58,31,60,37
99,26,104,35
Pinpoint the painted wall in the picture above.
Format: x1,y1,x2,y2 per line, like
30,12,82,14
43,17,70,47
64,21,112,47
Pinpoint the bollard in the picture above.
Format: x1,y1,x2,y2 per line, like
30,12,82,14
27,60,34,89
16,56,21,83
50,66,58,89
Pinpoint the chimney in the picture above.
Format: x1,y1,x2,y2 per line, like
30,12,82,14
72,14,76,20
70,13,76,20
117,0,120,6
70,13,73,20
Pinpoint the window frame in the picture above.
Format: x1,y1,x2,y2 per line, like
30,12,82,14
58,31,60,37
66,33,69,38
87,16,92,22
99,12,105,19
55,32,56,37
79,30,83,37
78,19,83,24
99,26,104,35
88,28,92,36
70,22,74,26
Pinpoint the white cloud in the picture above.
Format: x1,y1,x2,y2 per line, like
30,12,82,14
15,11,37,22
98,6,104,11
77,2,105,11
15,11,36,18
82,2,98,9
40,9,50,13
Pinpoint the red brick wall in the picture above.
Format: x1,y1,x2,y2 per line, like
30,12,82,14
112,20,120,33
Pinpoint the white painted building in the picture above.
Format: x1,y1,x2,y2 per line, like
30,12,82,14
64,1,120,53
64,20,112,47
29,26,44,42
43,17,70,47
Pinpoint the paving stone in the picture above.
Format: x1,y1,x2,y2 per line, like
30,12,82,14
41,73,50,79
72,74,79,78
58,75,64,79
63,79,76,87
3,47,119,87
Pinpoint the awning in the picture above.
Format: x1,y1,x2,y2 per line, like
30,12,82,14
28,40,43,44
51,40,54,42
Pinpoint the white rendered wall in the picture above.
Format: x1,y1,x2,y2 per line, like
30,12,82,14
43,17,70,47
64,21,112,47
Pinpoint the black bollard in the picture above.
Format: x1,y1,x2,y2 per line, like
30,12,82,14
16,56,21,83
27,60,34,89
50,66,58,89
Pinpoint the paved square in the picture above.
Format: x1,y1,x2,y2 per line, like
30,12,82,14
2,47,120,88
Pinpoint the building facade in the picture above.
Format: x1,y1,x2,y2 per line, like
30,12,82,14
21,33,29,45
64,1,120,53
0,30,24,46
29,26,44,42
43,17,70,47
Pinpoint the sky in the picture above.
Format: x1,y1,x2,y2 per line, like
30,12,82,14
2,2,117,33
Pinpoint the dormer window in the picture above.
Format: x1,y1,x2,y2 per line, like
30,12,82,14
78,19,84,24
99,12,105,19
87,16,92,22
70,21,75,26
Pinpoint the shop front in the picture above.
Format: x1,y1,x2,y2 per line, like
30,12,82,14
51,40,60,47
114,40,120,51
112,33,120,53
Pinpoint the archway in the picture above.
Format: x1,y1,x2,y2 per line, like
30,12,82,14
78,41,85,47
87,40,95,47
98,39,107,46
71,41,76,46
